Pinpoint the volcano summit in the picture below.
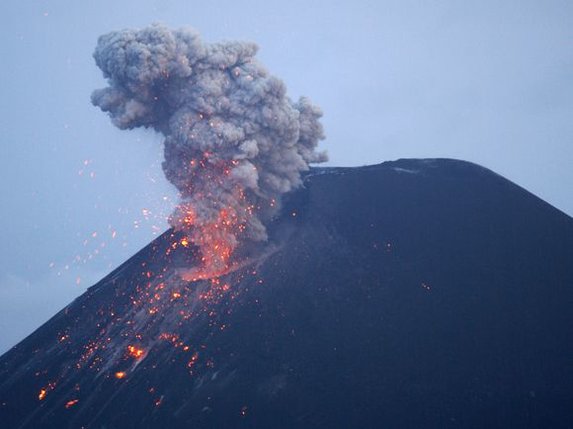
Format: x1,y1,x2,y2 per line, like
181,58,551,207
1,159,573,428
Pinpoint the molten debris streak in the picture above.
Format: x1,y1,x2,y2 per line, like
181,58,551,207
187,352,200,368
37,381,57,401
65,399,79,409
92,24,326,277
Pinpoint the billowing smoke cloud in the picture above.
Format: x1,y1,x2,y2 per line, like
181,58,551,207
92,24,326,277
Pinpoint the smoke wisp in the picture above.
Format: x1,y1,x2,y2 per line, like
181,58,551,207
92,24,326,278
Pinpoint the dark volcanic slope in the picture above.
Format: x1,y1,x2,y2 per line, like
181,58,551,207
1,159,573,429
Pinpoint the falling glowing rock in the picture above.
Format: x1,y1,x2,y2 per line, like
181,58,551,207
127,346,144,359
65,399,79,409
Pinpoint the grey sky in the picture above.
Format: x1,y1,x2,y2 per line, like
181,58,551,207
1,0,571,353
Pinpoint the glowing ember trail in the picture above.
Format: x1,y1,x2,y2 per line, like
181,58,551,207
65,399,79,409
92,24,326,277
37,381,56,401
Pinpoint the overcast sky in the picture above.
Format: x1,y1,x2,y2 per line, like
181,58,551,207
0,0,571,353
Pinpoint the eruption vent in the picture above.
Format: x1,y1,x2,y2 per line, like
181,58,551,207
92,24,326,278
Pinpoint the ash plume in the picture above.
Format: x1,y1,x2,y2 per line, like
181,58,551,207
91,24,326,277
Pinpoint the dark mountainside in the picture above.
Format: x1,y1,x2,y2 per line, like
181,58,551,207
1,158,573,428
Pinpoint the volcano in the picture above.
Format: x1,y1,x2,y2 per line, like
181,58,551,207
1,158,573,428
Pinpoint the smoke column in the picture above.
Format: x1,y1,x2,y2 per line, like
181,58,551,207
92,24,326,278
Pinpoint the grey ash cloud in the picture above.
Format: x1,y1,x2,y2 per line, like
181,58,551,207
91,24,326,273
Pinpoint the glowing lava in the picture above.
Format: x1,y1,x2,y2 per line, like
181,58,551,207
127,346,144,359
175,199,243,281
23,228,274,414
65,399,79,409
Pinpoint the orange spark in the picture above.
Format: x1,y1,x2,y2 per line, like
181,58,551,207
65,399,79,409
38,381,57,400
127,345,144,359
187,352,199,368
114,372,126,379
